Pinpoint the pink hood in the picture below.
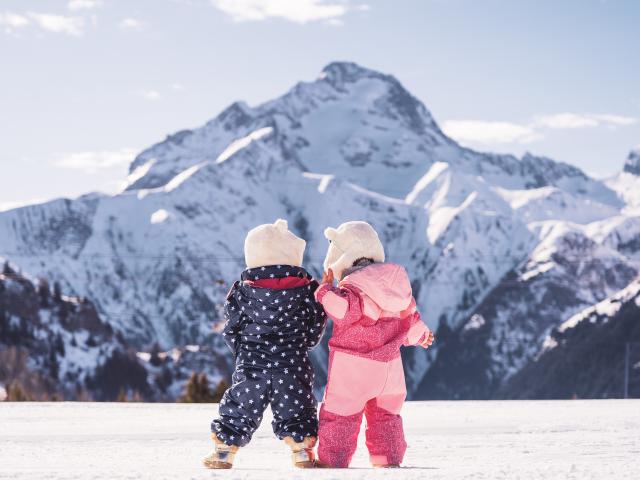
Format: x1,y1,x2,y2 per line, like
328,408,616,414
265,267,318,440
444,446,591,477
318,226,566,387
341,263,413,313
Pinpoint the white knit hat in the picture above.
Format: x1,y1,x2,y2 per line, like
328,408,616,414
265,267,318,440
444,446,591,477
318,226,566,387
244,219,306,269
323,221,385,279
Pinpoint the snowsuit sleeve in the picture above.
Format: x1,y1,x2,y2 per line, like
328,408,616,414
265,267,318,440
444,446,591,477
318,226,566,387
222,281,243,357
305,280,327,348
315,283,362,325
403,310,430,347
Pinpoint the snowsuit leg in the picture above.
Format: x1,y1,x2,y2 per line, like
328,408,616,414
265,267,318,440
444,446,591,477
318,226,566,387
317,351,377,467
365,357,407,465
270,366,318,442
211,366,270,447
318,352,408,467
318,404,363,467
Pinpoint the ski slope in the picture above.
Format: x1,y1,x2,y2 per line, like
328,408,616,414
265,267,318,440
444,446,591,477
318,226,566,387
1,401,639,479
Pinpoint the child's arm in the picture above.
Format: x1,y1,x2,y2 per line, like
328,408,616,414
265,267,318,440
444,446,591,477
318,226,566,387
305,280,327,348
221,281,243,357
404,311,434,348
314,280,362,325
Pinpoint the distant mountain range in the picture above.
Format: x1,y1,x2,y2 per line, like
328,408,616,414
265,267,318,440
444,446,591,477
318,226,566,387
1,62,638,400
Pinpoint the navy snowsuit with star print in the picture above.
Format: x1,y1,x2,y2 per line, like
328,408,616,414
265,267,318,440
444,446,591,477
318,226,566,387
212,265,326,447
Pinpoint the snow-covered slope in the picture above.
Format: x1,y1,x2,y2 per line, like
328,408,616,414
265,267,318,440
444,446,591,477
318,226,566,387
0,261,232,401
419,221,637,398
2,401,640,479
500,278,640,398
605,147,640,213
0,61,638,400
0,261,134,400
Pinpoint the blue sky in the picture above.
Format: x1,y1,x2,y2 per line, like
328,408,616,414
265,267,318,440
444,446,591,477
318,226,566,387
1,0,638,209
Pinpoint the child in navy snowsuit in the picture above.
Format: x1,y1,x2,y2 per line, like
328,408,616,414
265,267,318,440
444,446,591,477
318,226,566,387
204,219,326,469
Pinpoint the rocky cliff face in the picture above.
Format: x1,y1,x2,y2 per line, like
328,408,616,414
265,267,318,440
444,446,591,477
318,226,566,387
499,279,640,399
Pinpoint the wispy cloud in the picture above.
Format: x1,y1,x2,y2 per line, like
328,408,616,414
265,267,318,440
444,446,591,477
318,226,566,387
142,90,161,100
211,0,367,24
53,148,137,174
0,12,30,30
2,8,95,37
533,113,637,129
67,0,102,11
119,17,144,30
27,12,85,36
442,120,539,144
443,112,637,145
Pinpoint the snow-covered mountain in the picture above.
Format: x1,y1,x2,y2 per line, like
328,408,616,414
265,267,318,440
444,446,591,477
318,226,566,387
0,261,232,401
1,62,638,399
500,278,640,398
606,147,640,213
0,262,135,400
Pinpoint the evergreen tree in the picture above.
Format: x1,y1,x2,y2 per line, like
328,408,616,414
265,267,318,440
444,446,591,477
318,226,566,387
117,388,128,402
211,379,230,403
7,382,32,401
149,342,163,367
54,333,65,356
53,281,62,302
48,349,59,380
37,279,50,307
179,372,216,403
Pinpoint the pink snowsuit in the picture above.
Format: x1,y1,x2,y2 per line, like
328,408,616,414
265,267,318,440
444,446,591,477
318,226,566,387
314,263,430,467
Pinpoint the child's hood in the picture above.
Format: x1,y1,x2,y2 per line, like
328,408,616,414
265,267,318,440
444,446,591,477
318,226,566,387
341,263,412,313
237,265,317,312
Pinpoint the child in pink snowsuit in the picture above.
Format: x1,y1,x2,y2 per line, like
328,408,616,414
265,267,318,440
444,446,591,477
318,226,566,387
315,221,434,468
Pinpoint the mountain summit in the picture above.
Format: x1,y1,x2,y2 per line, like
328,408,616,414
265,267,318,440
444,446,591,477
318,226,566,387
623,147,640,175
1,62,638,400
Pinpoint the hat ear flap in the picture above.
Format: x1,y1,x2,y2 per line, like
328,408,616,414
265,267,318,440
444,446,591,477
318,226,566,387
274,218,288,231
324,227,337,241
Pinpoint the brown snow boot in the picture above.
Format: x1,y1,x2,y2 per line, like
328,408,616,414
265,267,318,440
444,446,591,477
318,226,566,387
203,434,239,469
284,436,317,468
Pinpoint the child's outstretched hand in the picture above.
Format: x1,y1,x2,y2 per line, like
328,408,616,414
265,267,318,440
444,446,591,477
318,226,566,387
420,330,435,349
321,269,334,285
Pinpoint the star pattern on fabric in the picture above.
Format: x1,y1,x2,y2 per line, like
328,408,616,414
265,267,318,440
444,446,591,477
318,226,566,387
211,265,326,447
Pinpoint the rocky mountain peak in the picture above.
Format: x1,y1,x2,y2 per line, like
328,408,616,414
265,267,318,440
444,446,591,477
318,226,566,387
319,61,385,85
623,147,640,176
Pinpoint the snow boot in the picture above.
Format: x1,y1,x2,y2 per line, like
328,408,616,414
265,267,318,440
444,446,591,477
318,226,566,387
203,434,239,469
284,436,317,468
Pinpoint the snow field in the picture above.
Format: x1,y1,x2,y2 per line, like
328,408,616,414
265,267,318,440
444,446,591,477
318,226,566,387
1,400,639,479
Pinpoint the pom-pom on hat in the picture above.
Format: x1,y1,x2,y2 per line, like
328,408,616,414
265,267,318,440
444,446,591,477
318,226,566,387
323,221,385,280
244,219,306,269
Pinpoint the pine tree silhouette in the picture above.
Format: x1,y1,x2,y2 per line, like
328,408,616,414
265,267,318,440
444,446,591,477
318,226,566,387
179,372,216,403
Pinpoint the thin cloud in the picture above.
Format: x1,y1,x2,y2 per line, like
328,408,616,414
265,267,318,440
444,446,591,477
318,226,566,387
67,0,102,11
27,12,85,36
443,112,638,145
119,17,144,30
533,113,637,129
0,12,30,29
142,90,161,100
53,148,137,174
211,0,366,24
442,120,539,145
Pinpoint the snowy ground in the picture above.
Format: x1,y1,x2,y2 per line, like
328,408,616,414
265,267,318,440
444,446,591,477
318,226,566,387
1,401,639,480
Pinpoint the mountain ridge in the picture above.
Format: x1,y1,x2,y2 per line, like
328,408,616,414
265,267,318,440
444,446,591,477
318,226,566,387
1,61,638,400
